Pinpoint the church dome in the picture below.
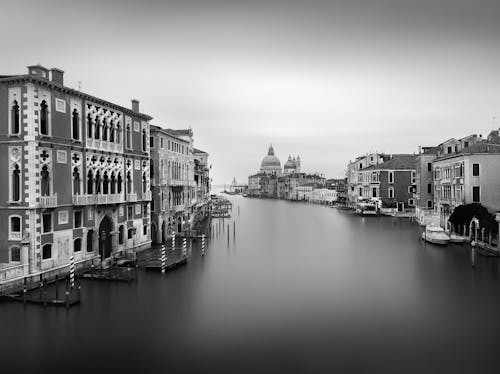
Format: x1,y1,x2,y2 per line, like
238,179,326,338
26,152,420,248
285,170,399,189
260,145,281,171
284,156,295,169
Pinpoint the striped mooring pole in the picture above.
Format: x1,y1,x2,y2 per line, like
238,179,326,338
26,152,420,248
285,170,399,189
171,232,175,252
183,237,187,257
69,255,75,289
201,234,206,256
161,244,166,274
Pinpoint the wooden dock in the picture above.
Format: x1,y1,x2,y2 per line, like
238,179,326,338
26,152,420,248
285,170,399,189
142,256,187,272
136,245,188,272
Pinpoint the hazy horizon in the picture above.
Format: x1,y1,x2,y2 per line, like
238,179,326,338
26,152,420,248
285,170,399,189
2,0,499,184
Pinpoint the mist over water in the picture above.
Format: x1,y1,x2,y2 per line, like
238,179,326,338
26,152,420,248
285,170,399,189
2,196,500,373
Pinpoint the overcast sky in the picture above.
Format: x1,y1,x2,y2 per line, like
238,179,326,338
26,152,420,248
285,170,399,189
2,0,500,184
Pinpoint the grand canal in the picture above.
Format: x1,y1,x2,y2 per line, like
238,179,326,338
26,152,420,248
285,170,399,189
2,196,500,373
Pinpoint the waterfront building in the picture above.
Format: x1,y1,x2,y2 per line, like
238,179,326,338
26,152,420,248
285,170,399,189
311,188,337,204
346,153,390,204
325,178,347,204
0,65,152,284
248,172,266,197
432,132,500,228
228,177,247,194
359,154,417,211
150,125,199,242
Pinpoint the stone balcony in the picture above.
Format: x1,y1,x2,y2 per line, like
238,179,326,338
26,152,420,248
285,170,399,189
173,204,185,212
127,193,138,202
73,194,124,205
39,194,57,208
86,137,124,154
143,191,152,201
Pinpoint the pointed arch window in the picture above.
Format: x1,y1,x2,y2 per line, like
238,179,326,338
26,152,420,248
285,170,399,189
94,117,101,139
73,167,81,195
87,170,94,194
41,165,50,196
103,171,109,194
109,120,115,142
102,118,108,141
126,171,132,193
110,172,116,194
116,124,121,144
95,171,101,193
126,124,131,149
72,109,79,140
40,100,48,135
117,172,123,194
12,163,21,201
11,100,20,134
87,114,93,138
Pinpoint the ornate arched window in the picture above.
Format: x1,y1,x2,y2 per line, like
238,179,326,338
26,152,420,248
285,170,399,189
126,171,132,193
109,120,115,142
94,117,101,139
110,172,116,194
103,171,109,194
126,124,131,149
87,170,94,194
95,170,101,193
72,109,79,140
116,124,121,144
117,172,123,194
102,118,108,141
12,163,20,201
40,165,50,196
87,114,93,138
40,100,48,135
11,100,20,134
73,167,81,195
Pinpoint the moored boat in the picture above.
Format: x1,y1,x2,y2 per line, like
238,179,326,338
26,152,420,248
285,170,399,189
422,226,450,245
450,233,468,243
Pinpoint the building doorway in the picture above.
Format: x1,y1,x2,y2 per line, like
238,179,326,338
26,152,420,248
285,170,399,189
151,223,157,244
98,216,113,259
397,202,404,212
162,220,167,242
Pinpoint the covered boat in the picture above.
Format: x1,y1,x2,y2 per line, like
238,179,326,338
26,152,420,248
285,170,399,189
422,226,450,245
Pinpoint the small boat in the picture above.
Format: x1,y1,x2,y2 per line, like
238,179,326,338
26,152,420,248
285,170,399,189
354,199,379,216
422,226,450,245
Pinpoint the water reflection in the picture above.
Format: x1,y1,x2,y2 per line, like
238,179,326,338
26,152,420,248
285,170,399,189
1,196,500,374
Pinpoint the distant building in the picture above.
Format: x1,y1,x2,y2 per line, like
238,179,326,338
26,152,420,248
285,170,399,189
346,153,390,204
229,177,247,194
283,155,301,174
359,154,417,210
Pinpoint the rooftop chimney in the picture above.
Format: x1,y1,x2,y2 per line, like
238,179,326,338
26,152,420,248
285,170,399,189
50,68,64,85
131,99,139,113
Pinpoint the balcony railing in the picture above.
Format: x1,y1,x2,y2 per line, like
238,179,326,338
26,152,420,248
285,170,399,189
39,194,57,208
143,191,152,201
73,194,124,205
173,204,185,212
127,193,138,202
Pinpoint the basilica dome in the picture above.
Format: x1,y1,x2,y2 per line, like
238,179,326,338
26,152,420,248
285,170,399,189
260,145,281,175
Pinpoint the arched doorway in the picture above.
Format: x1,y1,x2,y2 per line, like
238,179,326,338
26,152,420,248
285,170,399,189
177,216,182,233
162,220,167,242
98,216,113,259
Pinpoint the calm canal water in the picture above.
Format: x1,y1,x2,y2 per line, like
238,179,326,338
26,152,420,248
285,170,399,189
2,196,500,374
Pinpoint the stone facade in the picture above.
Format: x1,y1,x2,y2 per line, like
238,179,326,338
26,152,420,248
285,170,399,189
0,65,152,285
